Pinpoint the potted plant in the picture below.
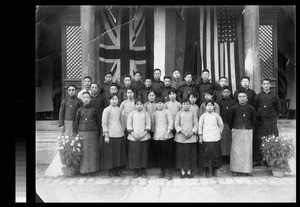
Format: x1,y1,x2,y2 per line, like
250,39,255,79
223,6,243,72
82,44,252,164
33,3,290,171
261,134,295,177
58,134,83,176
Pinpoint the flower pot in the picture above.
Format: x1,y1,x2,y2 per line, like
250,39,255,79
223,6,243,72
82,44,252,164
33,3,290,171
272,169,285,178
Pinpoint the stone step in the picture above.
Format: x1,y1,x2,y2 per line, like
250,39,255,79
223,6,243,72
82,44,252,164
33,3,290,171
36,121,59,131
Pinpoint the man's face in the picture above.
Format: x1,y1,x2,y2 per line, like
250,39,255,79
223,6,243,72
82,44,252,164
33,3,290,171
90,84,98,95
169,92,176,101
124,77,131,86
84,78,92,88
219,78,228,87
105,74,112,83
241,79,250,88
145,79,152,88
185,75,192,83
134,73,141,81
67,86,76,97
262,81,271,91
82,93,91,105
164,78,171,87
222,89,231,98
154,70,161,80
238,93,248,104
202,72,209,81
173,71,180,79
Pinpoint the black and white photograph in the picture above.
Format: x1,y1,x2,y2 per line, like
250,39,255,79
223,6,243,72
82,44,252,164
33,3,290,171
35,5,296,202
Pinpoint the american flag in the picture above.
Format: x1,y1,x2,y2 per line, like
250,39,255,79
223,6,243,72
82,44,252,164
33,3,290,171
198,6,239,93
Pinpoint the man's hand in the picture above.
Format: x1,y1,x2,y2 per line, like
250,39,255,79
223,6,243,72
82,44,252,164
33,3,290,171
198,134,203,144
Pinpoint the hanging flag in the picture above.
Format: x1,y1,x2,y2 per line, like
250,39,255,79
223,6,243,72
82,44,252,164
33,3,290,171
198,6,240,93
99,6,153,82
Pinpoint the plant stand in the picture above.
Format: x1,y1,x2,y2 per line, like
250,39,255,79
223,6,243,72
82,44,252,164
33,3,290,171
272,169,285,178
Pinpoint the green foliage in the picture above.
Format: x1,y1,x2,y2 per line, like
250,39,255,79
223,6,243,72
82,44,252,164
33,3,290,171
58,134,83,176
261,134,295,173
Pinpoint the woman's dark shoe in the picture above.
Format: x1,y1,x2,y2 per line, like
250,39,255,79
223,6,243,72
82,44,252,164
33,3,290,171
141,169,147,178
133,169,140,178
180,173,185,179
167,171,173,180
243,173,253,176
205,168,210,178
115,169,123,177
212,168,218,177
187,174,193,179
108,169,114,177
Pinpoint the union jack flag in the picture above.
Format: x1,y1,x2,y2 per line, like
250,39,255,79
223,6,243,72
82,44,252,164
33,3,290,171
99,6,148,82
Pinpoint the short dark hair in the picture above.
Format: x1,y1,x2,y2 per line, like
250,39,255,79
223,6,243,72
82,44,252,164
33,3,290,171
222,85,231,91
109,93,119,100
241,76,250,81
82,91,91,97
163,76,172,81
90,82,99,88
219,76,228,80
155,96,165,103
184,71,193,78
202,69,210,74
110,83,119,90
144,76,152,81
172,69,181,74
123,74,132,80
237,89,248,96
261,78,271,83
134,71,141,76
154,68,161,73
67,84,77,90
83,76,92,81
205,100,215,106
204,89,214,96
134,98,144,104
182,98,190,104
168,88,177,95
104,71,113,76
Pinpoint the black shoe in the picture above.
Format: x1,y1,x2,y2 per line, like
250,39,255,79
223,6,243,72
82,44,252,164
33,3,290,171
115,170,123,177
180,173,185,179
167,173,173,180
108,169,114,177
232,172,239,177
133,169,140,178
243,173,253,176
205,168,210,178
187,174,193,179
141,171,147,178
159,169,165,178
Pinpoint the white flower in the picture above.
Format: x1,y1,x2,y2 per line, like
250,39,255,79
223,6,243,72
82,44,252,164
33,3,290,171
77,148,81,152
77,143,81,147
75,137,79,141
70,143,74,146
65,135,69,139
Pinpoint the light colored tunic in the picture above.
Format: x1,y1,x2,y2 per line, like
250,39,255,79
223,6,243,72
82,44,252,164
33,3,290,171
153,109,174,140
127,110,151,142
190,104,200,120
144,101,157,131
164,100,182,123
102,105,125,138
199,102,220,117
120,99,136,130
230,129,253,173
198,112,224,142
174,110,198,143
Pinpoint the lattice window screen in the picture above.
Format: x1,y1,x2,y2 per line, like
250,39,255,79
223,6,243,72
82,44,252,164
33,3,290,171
259,25,274,79
65,25,82,79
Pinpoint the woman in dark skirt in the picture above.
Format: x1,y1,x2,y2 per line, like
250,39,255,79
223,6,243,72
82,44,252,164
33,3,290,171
101,93,126,177
174,98,198,178
76,91,100,175
126,98,152,178
198,100,224,178
152,97,174,180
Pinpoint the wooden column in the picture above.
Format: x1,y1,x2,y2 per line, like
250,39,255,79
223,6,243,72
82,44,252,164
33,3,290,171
244,6,261,93
80,6,98,88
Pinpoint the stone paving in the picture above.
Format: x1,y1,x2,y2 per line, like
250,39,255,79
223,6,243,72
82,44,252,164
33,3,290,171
36,163,296,202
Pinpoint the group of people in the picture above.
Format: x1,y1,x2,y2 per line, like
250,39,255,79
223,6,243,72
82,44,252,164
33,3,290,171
46,68,281,179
